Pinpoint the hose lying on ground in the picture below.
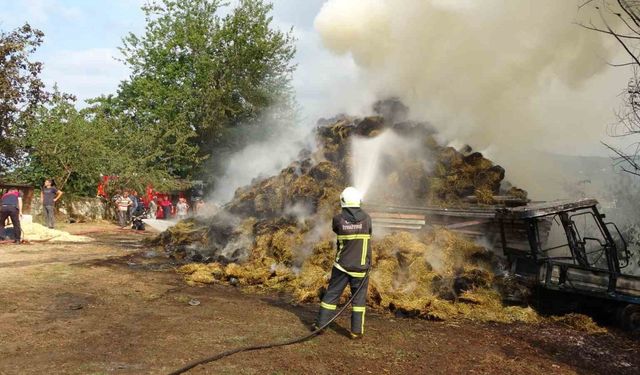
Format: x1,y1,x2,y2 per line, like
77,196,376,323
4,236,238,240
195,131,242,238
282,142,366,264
167,270,370,375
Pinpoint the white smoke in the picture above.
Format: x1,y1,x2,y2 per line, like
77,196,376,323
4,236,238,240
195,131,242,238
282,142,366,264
315,0,629,199
209,118,314,205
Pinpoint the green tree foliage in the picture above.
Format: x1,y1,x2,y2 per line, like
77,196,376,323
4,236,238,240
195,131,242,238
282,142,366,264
17,90,109,194
87,95,200,191
0,24,48,172
8,0,296,196
105,0,296,178
17,89,191,195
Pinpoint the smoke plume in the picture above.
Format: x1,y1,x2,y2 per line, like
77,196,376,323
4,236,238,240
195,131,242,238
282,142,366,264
315,0,627,199
209,113,314,205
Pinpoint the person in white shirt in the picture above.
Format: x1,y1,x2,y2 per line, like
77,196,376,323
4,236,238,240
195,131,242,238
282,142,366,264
176,197,190,221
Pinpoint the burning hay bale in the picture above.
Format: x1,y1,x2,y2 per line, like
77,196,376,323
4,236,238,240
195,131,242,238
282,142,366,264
156,101,538,325
219,105,521,221
364,230,539,323
291,263,330,302
172,227,542,324
150,220,208,248
427,148,507,205
369,231,441,309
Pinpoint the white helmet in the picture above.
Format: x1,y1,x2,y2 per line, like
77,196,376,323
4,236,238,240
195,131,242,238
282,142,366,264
340,187,362,208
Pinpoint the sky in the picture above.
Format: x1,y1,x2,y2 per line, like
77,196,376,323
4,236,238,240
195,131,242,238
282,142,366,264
0,0,355,122
0,0,143,103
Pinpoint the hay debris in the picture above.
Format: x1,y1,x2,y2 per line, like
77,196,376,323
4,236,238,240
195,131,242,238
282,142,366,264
177,263,224,286
551,313,608,334
21,222,92,242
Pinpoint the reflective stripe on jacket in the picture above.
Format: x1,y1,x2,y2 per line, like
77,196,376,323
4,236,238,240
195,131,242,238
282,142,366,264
332,210,372,273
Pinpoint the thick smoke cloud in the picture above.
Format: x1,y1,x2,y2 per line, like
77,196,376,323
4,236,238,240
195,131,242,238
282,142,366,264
315,0,627,199
209,129,311,204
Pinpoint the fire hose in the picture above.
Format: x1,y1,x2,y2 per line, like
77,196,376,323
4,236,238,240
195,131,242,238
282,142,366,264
167,269,370,375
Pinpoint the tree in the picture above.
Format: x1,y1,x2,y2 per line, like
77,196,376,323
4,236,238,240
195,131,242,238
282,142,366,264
581,1,640,175
7,1,297,194
17,89,112,194
0,23,48,173
102,0,296,182
87,94,201,192
16,88,196,196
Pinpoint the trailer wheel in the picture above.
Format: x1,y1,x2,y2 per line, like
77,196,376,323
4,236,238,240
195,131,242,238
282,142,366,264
620,304,640,333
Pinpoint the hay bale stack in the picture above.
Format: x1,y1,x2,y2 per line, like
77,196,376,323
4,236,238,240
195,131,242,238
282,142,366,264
155,101,551,326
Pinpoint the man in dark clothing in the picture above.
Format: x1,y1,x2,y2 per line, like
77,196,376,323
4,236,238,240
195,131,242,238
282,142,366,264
128,191,139,223
315,187,372,339
0,187,23,244
41,179,63,229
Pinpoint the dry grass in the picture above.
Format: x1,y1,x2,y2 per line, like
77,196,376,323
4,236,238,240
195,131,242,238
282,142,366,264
551,313,608,334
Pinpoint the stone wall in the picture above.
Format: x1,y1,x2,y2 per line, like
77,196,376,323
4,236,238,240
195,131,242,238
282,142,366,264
31,194,113,222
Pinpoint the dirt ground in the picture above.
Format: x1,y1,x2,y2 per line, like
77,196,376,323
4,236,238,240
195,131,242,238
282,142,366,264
0,223,638,375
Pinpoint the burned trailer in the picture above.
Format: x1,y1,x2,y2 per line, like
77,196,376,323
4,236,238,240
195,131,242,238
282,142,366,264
497,198,640,332
366,198,640,331
364,200,522,248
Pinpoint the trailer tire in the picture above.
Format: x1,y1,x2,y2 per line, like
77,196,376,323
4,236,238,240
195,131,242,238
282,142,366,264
620,304,640,333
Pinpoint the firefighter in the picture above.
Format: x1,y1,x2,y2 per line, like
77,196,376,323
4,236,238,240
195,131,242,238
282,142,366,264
314,187,372,339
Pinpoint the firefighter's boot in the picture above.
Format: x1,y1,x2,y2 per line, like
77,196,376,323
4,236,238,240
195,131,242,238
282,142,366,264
315,302,337,330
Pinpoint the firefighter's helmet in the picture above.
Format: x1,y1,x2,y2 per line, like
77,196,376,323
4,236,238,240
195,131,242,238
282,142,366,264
340,187,362,208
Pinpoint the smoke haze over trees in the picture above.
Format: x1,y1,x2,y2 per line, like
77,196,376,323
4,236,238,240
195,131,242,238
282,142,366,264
95,0,296,182
0,0,297,195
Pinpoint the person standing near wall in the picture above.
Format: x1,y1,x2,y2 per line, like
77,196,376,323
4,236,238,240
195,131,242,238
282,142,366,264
129,191,139,224
115,191,133,229
41,179,63,229
148,196,158,219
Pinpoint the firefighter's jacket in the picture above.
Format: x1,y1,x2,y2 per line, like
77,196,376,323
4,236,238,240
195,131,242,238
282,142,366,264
332,207,372,276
